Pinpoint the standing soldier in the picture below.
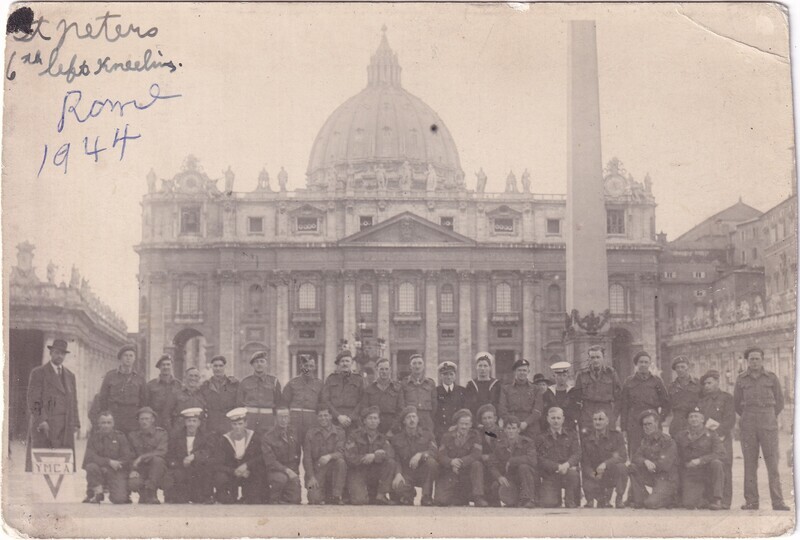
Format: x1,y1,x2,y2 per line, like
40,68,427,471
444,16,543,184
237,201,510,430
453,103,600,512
464,352,501,417
212,407,266,504
237,351,282,437
25,338,80,472
303,407,347,505
535,407,581,508
390,406,439,506
498,359,545,438
698,369,735,509
488,415,538,508
581,410,628,509
344,406,397,505
283,355,322,445
434,409,489,507
400,353,437,433
96,345,148,436
619,352,670,455
82,411,133,504
358,358,403,435
322,350,364,431
164,407,215,504
434,361,467,442
574,346,622,433
261,407,302,504
199,355,239,436
674,407,725,510
626,410,678,509
146,354,182,433
542,361,580,433
127,407,169,504
667,356,701,438
734,347,790,511
172,367,207,429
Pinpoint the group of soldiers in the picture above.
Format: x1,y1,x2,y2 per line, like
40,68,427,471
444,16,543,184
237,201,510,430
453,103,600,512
27,339,790,511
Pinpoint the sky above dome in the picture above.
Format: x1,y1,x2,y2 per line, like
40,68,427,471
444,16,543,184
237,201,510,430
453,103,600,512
3,2,794,331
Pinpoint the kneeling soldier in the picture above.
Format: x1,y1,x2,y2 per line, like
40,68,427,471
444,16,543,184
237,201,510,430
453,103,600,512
345,406,397,505
535,407,581,508
489,415,537,508
434,409,489,507
262,407,302,504
581,410,628,508
390,406,438,506
627,409,678,509
82,411,133,504
675,406,725,510
165,407,214,504
213,407,266,504
128,407,169,504
304,407,347,505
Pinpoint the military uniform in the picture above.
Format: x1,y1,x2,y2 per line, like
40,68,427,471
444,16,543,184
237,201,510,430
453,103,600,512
465,378,501,418
96,369,148,435
303,424,347,504
390,427,438,504
322,372,364,430
82,428,133,503
146,376,182,432
667,376,701,437
498,380,545,438
627,431,678,509
541,385,580,433
698,388,735,507
620,373,670,454
344,427,396,504
675,427,725,509
434,384,468,441
213,429,266,504
282,374,322,444
734,366,787,508
400,375,437,432
574,365,622,433
164,426,215,503
128,426,169,501
580,428,628,507
199,375,239,435
478,424,503,506
237,373,281,436
172,388,207,430
359,380,403,435
261,424,302,504
535,428,581,508
434,428,486,506
488,435,538,507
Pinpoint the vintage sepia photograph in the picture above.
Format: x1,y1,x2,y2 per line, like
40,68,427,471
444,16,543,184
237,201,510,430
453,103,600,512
2,2,797,537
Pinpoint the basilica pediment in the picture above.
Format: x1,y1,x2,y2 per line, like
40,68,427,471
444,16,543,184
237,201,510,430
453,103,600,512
339,212,475,246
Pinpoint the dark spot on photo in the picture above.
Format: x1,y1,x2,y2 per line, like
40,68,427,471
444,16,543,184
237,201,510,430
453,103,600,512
7,6,34,34
430,123,438,133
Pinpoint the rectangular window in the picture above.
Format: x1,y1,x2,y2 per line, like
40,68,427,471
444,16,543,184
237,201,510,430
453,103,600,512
248,217,263,234
440,216,454,231
607,210,625,235
752,247,758,260
663,271,677,279
497,328,513,338
494,218,514,233
297,217,318,232
299,329,316,339
361,328,374,338
741,250,746,264
546,219,561,235
359,290,373,314
359,216,373,230
666,305,676,319
440,287,454,313
180,207,200,234
440,328,455,339
694,290,706,298
692,271,706,279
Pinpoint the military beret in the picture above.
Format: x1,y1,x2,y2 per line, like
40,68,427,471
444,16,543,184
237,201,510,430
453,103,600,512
476,403,497,421
361,405,380,420
210,355,227,365
671,356,689,370
117,344,137,359
399,406,418,423
226,407,248,421
632,351,651,365
638,409,660,425
250,351,268,364
136,406,157,419
474,352,494,365
686,406,705,419
438,361,457,373
700,369,721,385
155,354,172,368
532,373,553,385
550,361,571,373
451,408,473,425
503,415,522,427
512,358,530,371
335,350,353,364
180,407,203,418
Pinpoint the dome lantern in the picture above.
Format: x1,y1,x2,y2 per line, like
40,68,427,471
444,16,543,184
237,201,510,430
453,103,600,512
367,25,402,88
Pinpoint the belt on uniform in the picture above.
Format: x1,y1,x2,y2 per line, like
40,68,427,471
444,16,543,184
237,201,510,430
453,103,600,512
245,407,274,414
743,406,776,412
290,408,316,413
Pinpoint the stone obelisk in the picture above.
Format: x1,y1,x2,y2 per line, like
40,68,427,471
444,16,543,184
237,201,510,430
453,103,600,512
564,20,610,368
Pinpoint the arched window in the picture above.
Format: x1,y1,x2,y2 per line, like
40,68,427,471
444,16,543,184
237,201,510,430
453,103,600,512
298,282,316,310
547,284,561,312
180,283,199,314
248,284,264,313
609,283,625,314
360,284,374,314
398,282,416,312
440,284,454,314
495,282,512,312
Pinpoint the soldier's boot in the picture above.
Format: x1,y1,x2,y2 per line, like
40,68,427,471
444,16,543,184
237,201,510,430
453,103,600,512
583,498,595,508
142,488,161,504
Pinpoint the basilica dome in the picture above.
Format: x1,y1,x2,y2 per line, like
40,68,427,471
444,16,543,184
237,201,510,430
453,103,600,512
306,28,464,191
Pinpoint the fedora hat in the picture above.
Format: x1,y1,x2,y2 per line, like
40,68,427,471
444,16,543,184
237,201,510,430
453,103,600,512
47,339,70,354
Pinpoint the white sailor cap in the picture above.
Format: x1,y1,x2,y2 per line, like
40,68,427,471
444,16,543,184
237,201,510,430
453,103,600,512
226,407,248,421
550,361,572,373
181,407,203,418
438,361,457,373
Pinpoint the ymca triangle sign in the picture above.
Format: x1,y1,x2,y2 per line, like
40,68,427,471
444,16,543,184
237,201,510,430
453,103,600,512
31,448,75,499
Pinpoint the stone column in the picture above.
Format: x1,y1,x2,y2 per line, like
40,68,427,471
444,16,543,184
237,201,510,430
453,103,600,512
639,272,659,366
275,271,291,383
217,269,237,368
475,271,490,355
148,271,167,369
458,270,473,385
324,271,339,378
522,270,536,367
342,271,357,352
377,270,392,363
533,272,544,371
424,271,439,367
